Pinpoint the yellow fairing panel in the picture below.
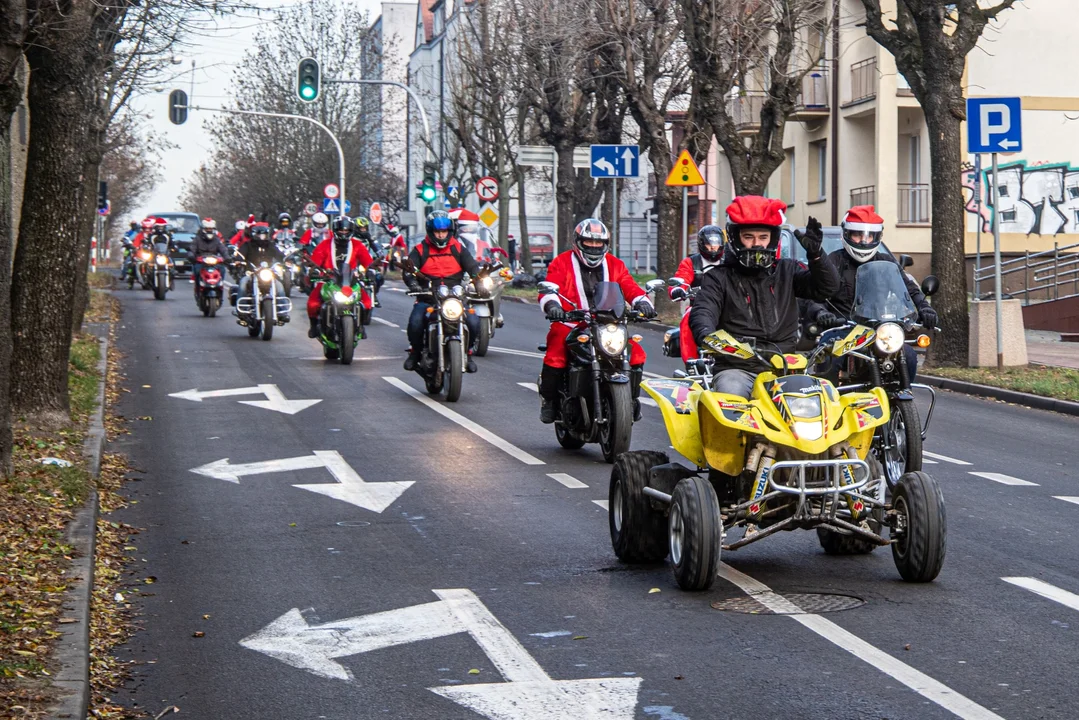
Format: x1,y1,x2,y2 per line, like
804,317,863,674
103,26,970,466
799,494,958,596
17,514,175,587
696,392,750,476
642,378,706,467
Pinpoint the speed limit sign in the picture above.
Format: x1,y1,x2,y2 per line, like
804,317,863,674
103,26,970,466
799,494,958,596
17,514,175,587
323,183,340,199
303,202,318,216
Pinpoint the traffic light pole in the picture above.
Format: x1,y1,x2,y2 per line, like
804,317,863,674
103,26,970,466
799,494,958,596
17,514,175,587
172,101,348,216
324,79,434,164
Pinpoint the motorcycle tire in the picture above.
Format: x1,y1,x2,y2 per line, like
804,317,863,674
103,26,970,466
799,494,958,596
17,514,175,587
891,471,946,583
209,298,219,318
882,400,922,490
323,345,340,360
610,450,670,563
154,282,167,301
474,320,491,357
599,383,633,464
127,277,134,289
201,298,210,317
555,422,586,450
444,339,463,402
424,371,442,395
260,298,274,341
360,307,372,326
283,275,292,297
339,316,355,365
669,476,722,592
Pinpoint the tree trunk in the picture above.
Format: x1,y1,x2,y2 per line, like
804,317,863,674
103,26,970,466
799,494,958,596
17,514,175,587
515,165,534,275
0,107,16,473
555,143,577,254
496,184,510,251
10,44,92,424
71,159,100,333
924,100,970,366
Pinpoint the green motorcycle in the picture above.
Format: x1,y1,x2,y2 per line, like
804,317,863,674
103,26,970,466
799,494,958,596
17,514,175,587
313,259,369,365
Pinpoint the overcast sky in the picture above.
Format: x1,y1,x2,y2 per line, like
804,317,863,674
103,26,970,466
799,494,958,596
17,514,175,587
132,0,386,220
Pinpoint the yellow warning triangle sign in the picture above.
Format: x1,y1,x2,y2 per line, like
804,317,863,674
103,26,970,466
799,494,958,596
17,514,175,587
665,150,705,187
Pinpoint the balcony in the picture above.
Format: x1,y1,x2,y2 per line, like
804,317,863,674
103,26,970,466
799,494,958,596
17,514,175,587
898,183,931,224
849,57,877,105
791,69,830,120
850,185,876,208
726,92,766,135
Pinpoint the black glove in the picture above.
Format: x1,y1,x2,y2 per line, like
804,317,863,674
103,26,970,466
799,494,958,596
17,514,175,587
545,305,567,323
815,310,841,329
406,280,421,294
634,298,657,319
919,306,938,330
669,286,688,301
793,216,824,259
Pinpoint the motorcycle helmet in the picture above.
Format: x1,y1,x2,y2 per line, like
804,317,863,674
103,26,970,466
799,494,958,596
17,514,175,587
332,215,352,243
312,212,329,229
249,223,271,244
725,196,786,271
234,220,246,232
199,217,217,240
425,210,454,249
841,205,884,263
278,212,292,229
140,218,155,232
572,218,610,268
697,224,726,262
152,218,169,236
129,221,138,230
352,216,371,239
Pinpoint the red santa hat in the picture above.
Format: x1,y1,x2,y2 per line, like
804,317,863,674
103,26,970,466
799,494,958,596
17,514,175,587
725,196,787,228
842,205,884,233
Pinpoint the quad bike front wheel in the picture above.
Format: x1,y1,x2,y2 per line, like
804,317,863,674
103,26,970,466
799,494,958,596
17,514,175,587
891,471,946,582
669,476,722,591
610,451,669,563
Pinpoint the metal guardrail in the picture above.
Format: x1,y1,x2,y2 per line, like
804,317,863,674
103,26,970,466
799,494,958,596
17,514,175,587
850,185,875,207
974,240,1079,304
898,183,930,223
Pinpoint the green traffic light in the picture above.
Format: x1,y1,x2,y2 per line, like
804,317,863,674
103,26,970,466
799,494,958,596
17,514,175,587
301,86,315,99
420,186,437,203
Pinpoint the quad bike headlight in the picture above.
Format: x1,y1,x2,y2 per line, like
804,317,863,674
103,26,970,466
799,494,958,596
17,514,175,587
598,324,627,356
154,255,168,266
793,421,823,441
785,394,822,419
442,298,464,321
257,268,275,283
874,322,905,355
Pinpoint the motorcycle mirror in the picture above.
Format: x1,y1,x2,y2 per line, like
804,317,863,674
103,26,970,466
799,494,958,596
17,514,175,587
921,275,940,297
538,281,560,295
666,277,685,287
899,253,914,268
645,279,665,294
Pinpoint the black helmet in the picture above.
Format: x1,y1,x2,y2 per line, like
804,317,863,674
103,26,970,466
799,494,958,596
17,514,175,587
249,224,270,243
572,218,610,268
425,210,454,249
278,212,292,229
332,215,352,242
696,225,726,262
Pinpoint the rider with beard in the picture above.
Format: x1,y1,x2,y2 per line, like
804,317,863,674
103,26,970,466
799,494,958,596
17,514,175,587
689,196,839,399
670,224,726,368
190,218,229,292
402,210,481,374
306,216,375,339
352,216,384,306
232,223,286,308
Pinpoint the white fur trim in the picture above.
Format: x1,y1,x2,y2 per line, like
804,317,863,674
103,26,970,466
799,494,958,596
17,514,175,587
570,253,588,310
843,221,884,232
539,294,561,312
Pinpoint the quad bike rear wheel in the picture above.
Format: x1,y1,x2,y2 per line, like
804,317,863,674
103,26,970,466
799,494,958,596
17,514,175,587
610,451,669,563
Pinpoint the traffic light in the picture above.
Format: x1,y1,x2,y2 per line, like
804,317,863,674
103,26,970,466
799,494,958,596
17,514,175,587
168,89,188,125
297,57,320,103
418,162,438,204
97,181,108,212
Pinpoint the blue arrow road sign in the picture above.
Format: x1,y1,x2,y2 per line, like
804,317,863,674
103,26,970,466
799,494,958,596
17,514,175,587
967,97,1022,154
323,198,341,214
590,144,640,178
343,200,352,214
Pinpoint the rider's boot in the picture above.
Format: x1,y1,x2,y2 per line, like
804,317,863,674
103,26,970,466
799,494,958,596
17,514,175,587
630,364,644,422
538,364,565,424
307,316,319,339
466,349,477,374
403,349,421,372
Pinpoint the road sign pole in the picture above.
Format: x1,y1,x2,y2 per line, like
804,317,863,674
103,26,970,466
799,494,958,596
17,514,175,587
992,152,1003,371
552,151,559,254
975,154,982,298
612,178,618,259
681,186,688,259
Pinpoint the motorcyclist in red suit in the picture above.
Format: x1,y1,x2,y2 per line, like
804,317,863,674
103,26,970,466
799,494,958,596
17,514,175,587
670,225,726,367
306,216,374,338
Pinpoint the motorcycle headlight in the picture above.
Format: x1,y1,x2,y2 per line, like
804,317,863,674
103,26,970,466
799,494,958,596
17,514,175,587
257,268,274,283
334,290,355,304
273,265,283,277
598,324,627,356
437,285,451,299
154,255,168,266
138,250,151,261
451,285,465,298
874,322,905,355
204,257,218,265
480,276,494,291
442,298,464,321
785,395,822,419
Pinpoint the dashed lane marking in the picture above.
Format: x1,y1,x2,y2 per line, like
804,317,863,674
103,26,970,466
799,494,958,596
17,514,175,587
1003,576,1079,614
383,377,544,466
518,382,537,392
923,451,972,466
1054,496,1079,506
968,471,1038,487
548,473,587,489
371,316,399,328
592,500,609,510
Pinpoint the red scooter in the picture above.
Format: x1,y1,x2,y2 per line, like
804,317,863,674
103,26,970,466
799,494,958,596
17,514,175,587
194,255,225,317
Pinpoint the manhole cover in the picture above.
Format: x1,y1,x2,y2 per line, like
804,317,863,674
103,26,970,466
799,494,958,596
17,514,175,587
711,592,865,615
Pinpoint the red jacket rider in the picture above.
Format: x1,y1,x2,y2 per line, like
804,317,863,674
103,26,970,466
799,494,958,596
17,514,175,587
306,216,374,338
670,224,726,364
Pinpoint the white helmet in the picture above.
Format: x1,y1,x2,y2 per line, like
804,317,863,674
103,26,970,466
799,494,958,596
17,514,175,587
234,220,245,231
841,205,885,263
312,212,329,228
201,217,217,231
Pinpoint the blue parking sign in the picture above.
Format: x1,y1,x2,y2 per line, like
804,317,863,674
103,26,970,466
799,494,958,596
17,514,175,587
967,97,1022,153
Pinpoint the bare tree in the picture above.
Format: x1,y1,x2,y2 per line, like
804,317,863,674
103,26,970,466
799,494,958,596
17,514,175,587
680,0,828,195
859,0,1016,366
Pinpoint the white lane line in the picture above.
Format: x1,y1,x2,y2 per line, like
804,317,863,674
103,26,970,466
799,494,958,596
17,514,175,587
386,287,405,292
968,471,1038,487
518,382,538,392
383,377,544,466
640,397,657,407
547,473,588,489
923,451,972,466
1003,577,1079,613
371,316,399,328
1054,496,1079,506
517,380,653,410
718,564,1005,720
922,458,938,465
489,346,544,359
592,500,609,510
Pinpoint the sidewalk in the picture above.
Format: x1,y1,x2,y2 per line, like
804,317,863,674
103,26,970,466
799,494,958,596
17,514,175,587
1025,329,1079,369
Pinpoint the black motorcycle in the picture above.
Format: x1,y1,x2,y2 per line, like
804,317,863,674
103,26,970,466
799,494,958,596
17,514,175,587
148,239,174,301
407,273,472,403
232,252,292,341
539,279,664,463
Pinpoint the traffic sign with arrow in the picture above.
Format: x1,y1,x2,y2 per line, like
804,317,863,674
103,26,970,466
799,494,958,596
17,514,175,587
189,450,413,513
168,384,321,415
240,588,643,719
476,176,499,202
589,144,639,178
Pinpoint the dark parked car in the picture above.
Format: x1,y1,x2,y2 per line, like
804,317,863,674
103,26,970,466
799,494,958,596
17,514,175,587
150,211,201,275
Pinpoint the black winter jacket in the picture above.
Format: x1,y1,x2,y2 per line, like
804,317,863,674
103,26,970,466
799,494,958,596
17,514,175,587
236,240,284,268
190,233,228,260
689,253,839,372
804,250,929,321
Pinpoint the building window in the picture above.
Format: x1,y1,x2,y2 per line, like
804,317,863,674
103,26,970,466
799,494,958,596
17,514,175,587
1001,209,1017,222
781,149,796,204
998,185,1009,198
808,140,827,201
1068,185,1079,200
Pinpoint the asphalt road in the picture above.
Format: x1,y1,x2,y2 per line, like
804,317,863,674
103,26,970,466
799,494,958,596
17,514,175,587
107,278,1079,720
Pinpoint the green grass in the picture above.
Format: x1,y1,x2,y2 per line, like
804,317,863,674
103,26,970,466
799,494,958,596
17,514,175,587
69,334,102,419
928,365,1079,403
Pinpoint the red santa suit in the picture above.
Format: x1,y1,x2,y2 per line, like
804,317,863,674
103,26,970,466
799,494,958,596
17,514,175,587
538,250,650,368
671,253,724,362
306,237,375,319
300,226,332,247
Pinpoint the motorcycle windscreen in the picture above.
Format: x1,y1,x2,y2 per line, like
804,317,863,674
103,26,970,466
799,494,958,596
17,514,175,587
153,241,170,254
338,256,352,287
850,261,918,325
591,281,625,319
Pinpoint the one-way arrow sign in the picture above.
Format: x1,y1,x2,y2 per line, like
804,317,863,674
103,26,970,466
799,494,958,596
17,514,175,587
189,450,413,513
241,589,642,719
169,384,321,415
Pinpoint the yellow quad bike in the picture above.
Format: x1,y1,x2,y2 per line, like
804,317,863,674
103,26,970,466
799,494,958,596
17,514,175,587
608,329,946,591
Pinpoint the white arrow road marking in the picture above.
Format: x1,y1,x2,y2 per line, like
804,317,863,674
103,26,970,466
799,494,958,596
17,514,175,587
169,384,320,415
384,377,544,465
518,382,538,392
241,589,643,720
968,471,1038,487
547,473,587,489
1054,496,1079,506
593,500,609,510
1002,577,1079,613
189,450,412,513
371,316,399,328
718,564,1004,720
922,451,972,466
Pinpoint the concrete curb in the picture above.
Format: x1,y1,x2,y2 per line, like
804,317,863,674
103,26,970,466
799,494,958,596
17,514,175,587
47,328,109,720
919,373,1079,417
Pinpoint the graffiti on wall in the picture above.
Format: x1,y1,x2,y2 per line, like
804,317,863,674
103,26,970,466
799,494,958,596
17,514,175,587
962,160,1079,235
